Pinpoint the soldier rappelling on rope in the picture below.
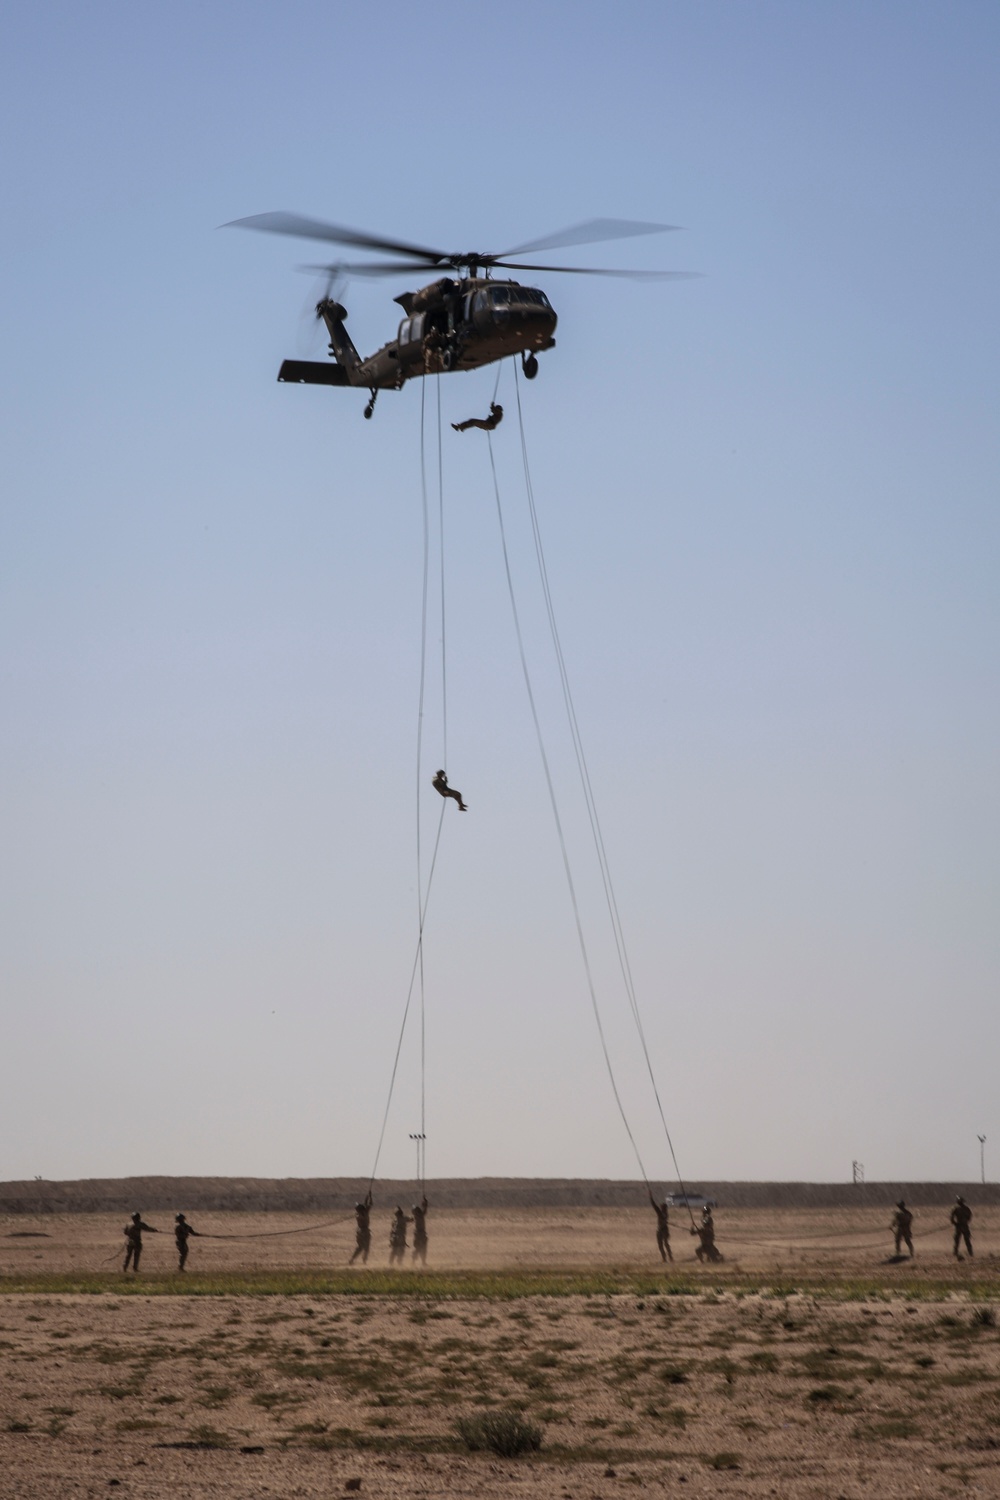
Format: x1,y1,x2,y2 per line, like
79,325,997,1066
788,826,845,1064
452,402,503,434
432,770,467,811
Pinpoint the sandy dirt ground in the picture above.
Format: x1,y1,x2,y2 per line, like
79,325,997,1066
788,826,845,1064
2,1208,999,1498
4,1204,999,1276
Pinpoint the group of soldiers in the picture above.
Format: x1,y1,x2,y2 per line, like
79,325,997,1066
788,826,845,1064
891,1195,975,1259
120,1191,979,1273
649,1192,724,1263
121,1212,199,1273
349,1193,430,1266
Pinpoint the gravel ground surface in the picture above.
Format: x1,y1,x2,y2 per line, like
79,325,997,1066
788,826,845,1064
2,1208,998,1497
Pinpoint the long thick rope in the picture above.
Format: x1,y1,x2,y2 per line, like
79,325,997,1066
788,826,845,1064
370,387,449,1195
416,377,430,1192
486,427,649,1187
512,368,696,1226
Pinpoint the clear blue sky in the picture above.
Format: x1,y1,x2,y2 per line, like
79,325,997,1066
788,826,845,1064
1,1,998,1186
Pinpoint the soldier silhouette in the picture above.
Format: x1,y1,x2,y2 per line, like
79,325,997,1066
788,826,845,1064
122,1213,158,1273
452,402,503,433
174,1213,200,1272
349,1192,373,1265
432,770,467,811
649,1191,673,1262
412,1196,429,1265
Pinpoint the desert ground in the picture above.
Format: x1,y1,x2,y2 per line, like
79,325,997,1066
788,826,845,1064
2,1206,998,1498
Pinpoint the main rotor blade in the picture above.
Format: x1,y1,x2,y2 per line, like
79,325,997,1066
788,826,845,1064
223,212,448,264
299,260,440,278
490,259,699,280
500,218,679,258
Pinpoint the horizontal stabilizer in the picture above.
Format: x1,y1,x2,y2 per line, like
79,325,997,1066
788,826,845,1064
277,360,351,386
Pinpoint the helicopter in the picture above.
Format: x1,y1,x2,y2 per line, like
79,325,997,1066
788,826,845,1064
226,213,694,418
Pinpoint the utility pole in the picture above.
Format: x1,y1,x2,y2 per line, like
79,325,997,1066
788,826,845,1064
409,1132,426,1188
978,1135,986,1186
852,1160,865,1187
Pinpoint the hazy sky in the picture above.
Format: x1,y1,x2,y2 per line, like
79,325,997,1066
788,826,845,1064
2,1,998,1188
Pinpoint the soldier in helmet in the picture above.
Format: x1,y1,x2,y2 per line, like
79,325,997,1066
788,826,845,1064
648,1190,673,1263
412,1196,429,1265
890,1200,914,1258
950,1195,973,1259
174,1212,201,1272
122,1212,158,1273
691,1206,723,1263
432,770,467,811
349,1192,373,1266
389,1205,412,1266
452,402,503,434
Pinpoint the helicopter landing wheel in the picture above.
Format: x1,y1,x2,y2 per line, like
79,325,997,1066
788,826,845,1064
522,352,539,380
441,347,455,372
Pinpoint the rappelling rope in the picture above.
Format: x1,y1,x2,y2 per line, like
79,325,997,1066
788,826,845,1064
367,802,447,1193
369,388,451,1196
486,425,649,1188
415,377,431,1194
509,366,697,1228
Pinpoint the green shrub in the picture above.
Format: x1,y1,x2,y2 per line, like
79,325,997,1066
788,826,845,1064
455,1408,543,1457
707,1451,741,1470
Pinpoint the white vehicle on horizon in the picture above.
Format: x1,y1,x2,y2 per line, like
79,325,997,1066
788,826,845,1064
665,1193,717,1210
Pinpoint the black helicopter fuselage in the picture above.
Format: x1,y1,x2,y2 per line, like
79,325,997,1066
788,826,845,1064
277,276,557,404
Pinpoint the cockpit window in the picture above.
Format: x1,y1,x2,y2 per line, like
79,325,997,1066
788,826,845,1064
490,286,510,304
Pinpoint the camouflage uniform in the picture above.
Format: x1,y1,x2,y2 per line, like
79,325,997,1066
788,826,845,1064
950,1197,973,1258
891,1201,914,1258
649,1191,673,1262
122,1214,157,1272
452,403,503,433
174,1213,200,1272
432,771,467,811
691,1209,722,1263
389,1207,412,1265
349,1193,373,1266
412,1196,429,1265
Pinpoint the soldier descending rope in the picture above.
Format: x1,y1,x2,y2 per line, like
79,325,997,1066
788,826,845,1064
452,402,503,433
432,770,467,811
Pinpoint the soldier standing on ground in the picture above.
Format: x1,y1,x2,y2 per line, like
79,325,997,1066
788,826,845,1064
349,1192,373,1266
891,1200,915,1258
649,1191,673,1262
389,1205,412,1265
412,1196,429,1265
174,1213,200,1272
122,1212,158,1273
691,1206,723,1263
951,1196,973,1258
